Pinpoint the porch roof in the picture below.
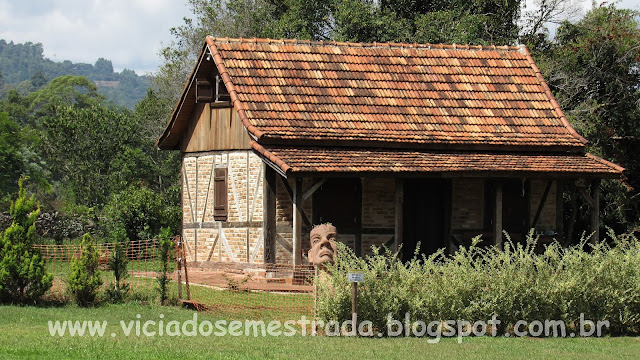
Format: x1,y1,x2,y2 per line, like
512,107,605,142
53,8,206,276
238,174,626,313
251,142,624,178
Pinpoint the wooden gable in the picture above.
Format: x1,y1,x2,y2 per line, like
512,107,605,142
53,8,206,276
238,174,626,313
181,102,250,152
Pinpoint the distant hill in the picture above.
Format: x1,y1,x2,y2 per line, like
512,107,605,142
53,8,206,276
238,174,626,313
0,40,150,109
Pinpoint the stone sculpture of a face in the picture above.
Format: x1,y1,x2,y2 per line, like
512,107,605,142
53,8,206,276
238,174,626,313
308,223,338,266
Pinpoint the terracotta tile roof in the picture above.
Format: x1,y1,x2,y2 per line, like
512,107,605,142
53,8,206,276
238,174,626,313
157,37,623,178
206,37,586,151
251,142,624,177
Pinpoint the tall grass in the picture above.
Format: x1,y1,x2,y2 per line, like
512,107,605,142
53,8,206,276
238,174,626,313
316,230,640,335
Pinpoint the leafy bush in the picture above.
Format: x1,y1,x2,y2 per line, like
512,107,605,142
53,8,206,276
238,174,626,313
0,177,53,303
68,234,103,306
101,184,179,242
156,228,174,305
317,230,640,336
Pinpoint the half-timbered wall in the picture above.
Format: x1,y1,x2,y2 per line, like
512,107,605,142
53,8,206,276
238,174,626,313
182,150,264,264
273,177,396,262
450,178,557,234
274,178,313,264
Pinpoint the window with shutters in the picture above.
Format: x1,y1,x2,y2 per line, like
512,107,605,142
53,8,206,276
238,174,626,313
214,168,228,221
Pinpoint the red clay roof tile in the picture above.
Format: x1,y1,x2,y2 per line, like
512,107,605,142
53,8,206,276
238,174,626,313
203,37,586,150
252,143,622,177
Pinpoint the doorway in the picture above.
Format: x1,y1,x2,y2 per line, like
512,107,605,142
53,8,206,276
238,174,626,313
402,179,450,260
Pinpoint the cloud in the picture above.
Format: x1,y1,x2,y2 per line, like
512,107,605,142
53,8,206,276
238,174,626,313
0,0,191,74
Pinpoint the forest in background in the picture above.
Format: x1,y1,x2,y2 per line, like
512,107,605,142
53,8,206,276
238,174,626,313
0,0,638,246
0,40,150,109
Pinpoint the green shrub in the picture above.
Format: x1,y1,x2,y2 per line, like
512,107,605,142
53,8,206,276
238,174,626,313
101,184,179,242
0,177,53,303
68,234,103,306
316,230,640,336
156,228,174,305
106,232,129,303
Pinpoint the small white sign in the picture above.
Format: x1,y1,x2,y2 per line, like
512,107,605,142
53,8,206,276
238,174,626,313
348,270,364,283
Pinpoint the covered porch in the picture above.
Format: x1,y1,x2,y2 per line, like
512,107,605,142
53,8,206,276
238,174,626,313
256,146,624,265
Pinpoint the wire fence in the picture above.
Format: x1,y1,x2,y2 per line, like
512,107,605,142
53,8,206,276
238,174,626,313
34,239,171,302
176,238,315,320
34,237,316,321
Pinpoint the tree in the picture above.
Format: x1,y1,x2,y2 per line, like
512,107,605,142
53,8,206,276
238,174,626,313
535,5,640,236
40,104,143,206
155,0,523,116
0,112,24,195
94,58,114,76
0,177,53,303
27,75,103,120
30,70,48,89
106,231,129,303
156,228,174,305
68,233,102,306
101,184,180,243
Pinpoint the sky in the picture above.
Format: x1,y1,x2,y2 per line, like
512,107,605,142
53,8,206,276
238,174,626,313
0,0,192,75
0,0,638,76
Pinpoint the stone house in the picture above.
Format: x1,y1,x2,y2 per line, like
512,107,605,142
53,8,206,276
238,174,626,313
156,37,623,266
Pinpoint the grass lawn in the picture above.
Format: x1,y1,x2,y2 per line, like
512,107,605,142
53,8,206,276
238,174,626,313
1,304,640,359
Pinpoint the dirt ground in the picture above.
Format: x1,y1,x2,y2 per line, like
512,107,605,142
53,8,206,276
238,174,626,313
131,267,314,293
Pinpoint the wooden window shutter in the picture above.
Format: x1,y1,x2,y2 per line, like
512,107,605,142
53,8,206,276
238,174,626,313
214,168,228,221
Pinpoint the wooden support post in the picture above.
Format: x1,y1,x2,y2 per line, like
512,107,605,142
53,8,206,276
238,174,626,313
263,166,277,263
293,177,303,266
556,181,564,240
352,282,358,330
590,180,601,244
183,240,191,300
523,179,531,235
176,237,182,300
394,179,404,254
444,180,452,255
354,178,363,257
494,182,503,249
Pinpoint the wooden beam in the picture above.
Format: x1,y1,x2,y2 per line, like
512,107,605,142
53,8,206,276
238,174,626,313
494,182,503,249
279,175,311,227
205,231,220,262
590,180,601,244
531,180,553,229
523,180,531,232
444,180,453,255
354,178,363,257
394,179,404,253
578,187,594,208
302,178,326,201
293,177,303,266
263,165,277,263
279,175,294,200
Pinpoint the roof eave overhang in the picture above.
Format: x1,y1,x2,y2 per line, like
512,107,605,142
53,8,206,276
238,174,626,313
155,42,211,150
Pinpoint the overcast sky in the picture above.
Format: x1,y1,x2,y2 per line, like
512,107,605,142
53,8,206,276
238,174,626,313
0,0,638,76
0,0,191,75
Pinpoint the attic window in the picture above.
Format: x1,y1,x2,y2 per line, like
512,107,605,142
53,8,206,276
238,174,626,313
196,76,230,103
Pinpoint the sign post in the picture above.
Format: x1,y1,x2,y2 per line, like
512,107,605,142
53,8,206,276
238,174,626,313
347,269,364,334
